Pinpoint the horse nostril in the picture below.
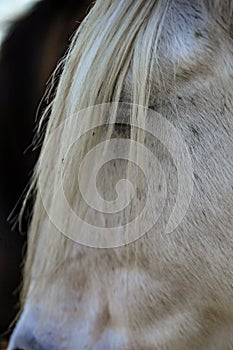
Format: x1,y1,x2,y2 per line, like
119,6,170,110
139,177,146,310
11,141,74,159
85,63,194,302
9,335,44,350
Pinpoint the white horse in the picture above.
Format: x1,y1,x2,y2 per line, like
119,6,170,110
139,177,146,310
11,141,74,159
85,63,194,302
8,0,233,349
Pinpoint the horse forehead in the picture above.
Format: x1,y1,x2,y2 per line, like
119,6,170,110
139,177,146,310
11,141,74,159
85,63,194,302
123,1,225,106
158,1,231,70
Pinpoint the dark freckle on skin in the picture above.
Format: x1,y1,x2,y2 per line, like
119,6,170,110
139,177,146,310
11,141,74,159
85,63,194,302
190,97,196,106
194,173,201,181
195,30,203,38
191,126,199,137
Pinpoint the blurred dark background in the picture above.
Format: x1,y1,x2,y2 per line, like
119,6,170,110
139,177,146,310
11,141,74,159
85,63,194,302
0,0,91,346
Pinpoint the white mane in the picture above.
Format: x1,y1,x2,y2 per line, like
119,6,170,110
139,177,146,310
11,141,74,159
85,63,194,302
22,0,170,300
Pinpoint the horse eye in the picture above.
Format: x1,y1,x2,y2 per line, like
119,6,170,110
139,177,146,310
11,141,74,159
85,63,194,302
113,122,131,136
